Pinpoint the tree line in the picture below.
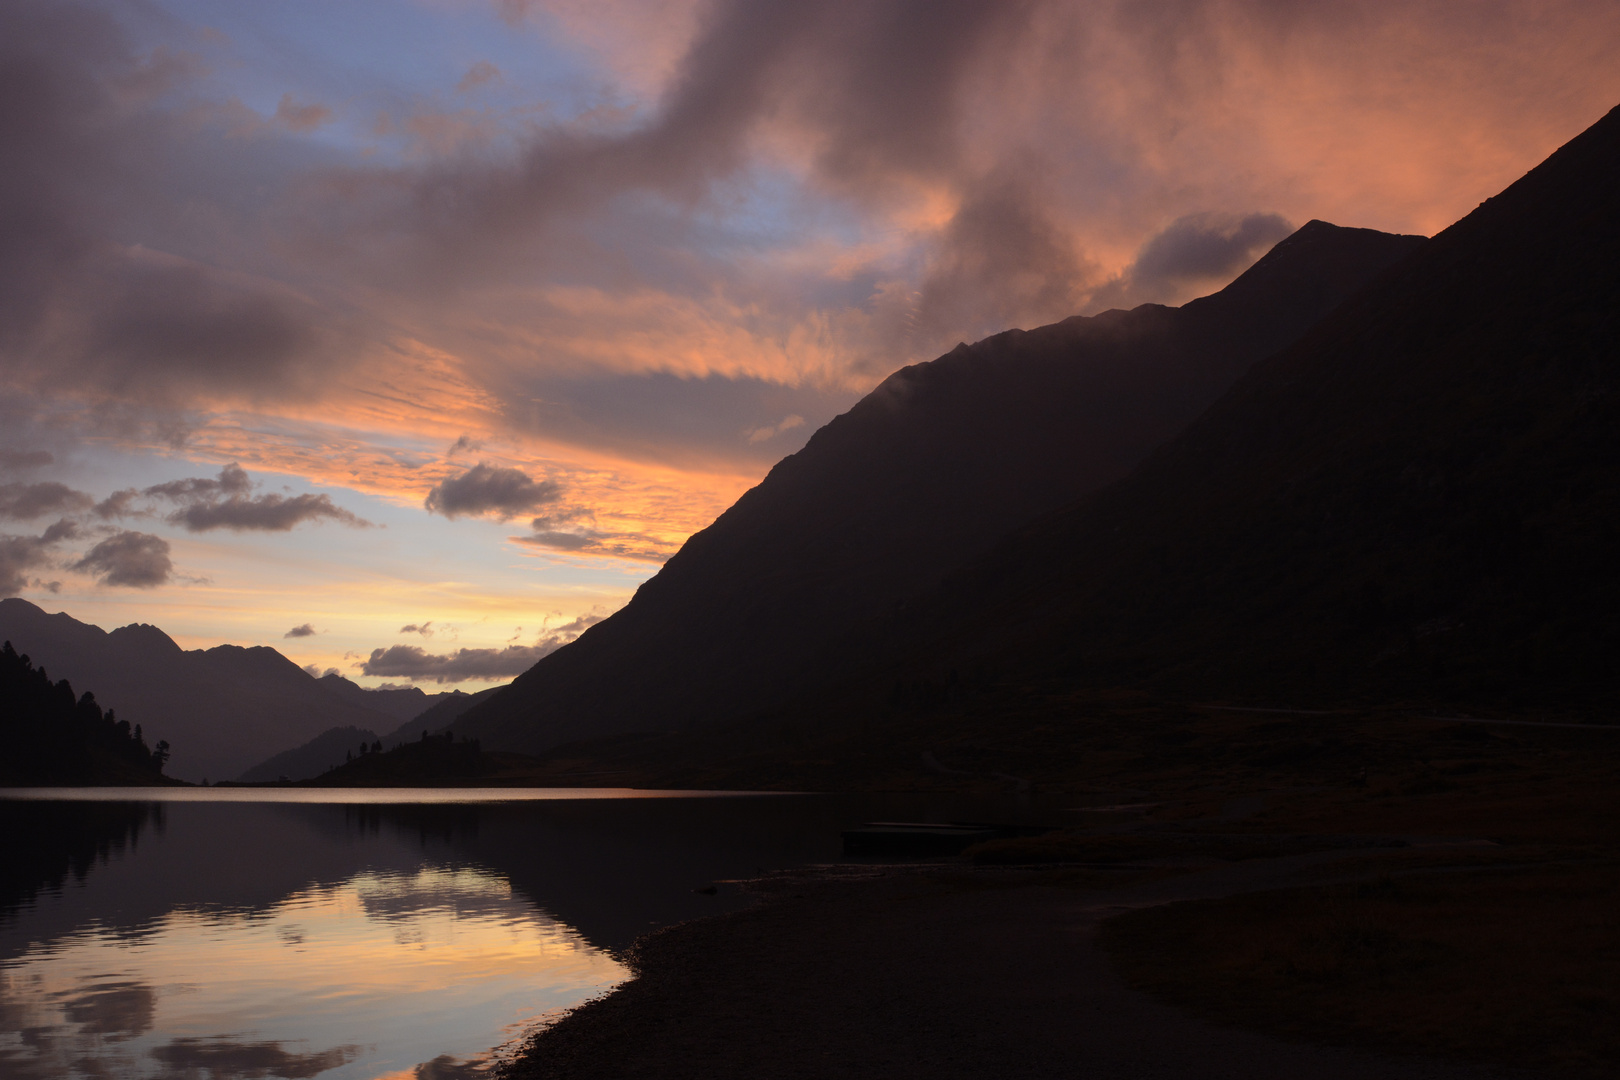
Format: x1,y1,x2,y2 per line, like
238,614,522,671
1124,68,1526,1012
1,640,170,785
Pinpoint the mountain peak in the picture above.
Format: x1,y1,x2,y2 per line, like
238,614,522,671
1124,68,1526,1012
107,622,183,654
454,218,1426,753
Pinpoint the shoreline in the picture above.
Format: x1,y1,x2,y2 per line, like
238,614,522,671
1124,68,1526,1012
502,859,1523,1080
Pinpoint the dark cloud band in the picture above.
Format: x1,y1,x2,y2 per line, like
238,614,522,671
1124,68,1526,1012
424,463,561,520
70,530,172,588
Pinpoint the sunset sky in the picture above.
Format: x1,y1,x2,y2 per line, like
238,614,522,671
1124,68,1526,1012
4,0,1619,686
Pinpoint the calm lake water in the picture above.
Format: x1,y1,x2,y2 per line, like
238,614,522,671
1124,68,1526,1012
0,787,1051,1079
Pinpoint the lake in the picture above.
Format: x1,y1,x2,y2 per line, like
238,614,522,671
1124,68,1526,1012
0,787,1051,1079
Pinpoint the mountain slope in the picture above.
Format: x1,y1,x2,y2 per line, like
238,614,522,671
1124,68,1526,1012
874,104,1620,710
236,688,498,782
315,673,455,724
382,686,501,743
0,600,403,780
0,640,170,785
458,222,1425,753
236,725,381,783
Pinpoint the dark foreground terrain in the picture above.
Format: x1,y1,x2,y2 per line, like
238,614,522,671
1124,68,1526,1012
504,704,1617,1079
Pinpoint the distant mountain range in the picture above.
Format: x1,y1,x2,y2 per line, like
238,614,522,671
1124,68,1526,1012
0,599,462,781
454,220,1425,753
235,686,497,783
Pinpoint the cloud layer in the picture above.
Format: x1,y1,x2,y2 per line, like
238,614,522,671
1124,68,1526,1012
424,463,560,520
71,531,172,588
357,612,605,682
7,0,1617,485
0,461,370,597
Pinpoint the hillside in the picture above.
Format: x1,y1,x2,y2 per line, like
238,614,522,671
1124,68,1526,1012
235,724,381,783
235,687,498,782
0,640,172,785
865,103,1620,712
382,685,500,743
458,222,1424,753
315,673,456,724
0,600,405,780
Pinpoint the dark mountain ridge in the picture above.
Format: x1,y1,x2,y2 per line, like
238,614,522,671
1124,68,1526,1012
235,687,497,782
865,104,1620,711
0,600,412,780
235,725,381,784
0,640,171,785
458,221,1425,753
315,673,454,724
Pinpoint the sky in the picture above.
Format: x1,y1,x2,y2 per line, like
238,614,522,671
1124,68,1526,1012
4,0,1620,687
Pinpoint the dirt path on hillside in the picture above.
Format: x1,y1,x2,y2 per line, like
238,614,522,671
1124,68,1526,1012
504,853,1527,1080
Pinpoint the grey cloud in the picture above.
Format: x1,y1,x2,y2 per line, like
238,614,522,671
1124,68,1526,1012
41,517,80,543
400,621,434,636
1,533,54,595
303,663,340,677
149,1037,362,1079
1129,212,1296,291
70,530,172,588
284,623,316,638
447,434,482,457
166,492,368,532
511,505,664,563
913,169,1099,344
513,524,670,562
525,529,596,551
0,1,349,414
6,0,1615,479
359,612,605,682
514,507,656,557
424,463,560,520
104,464,372,532
0,481,93,520
0,517,84,595
144,464,252,501
550,611,606,636
493,371,853,472
388,0,1038,282
359,643,551,683
93,489,142,519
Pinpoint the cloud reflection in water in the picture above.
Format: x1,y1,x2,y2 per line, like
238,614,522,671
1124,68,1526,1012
0,866,625,1079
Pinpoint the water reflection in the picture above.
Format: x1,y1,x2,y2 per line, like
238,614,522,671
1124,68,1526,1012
0,866,623,1079
0,790,1055,1078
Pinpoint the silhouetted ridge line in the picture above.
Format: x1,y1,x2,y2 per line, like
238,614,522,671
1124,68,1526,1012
455,221,1425,753
0,599,458,781
877,102,1620,709
0,639,170,784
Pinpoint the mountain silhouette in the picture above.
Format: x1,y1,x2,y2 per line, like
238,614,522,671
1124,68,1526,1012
1,640,170,785
456,222,1424,753
381,685,501,742
314,673,458,725
235,725,381,783
235,687,496,782
0,600,413,780
865,104,1620,711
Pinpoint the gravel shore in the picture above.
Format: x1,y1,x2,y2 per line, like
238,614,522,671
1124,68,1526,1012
503,861,1522,1080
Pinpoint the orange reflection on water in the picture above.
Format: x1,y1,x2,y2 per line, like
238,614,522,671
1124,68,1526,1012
0,867,626,1080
